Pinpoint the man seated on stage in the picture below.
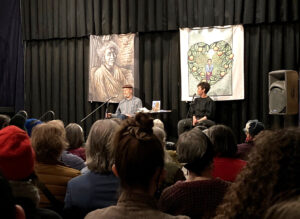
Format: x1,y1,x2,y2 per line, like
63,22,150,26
107,84,142,120
178,82,216,136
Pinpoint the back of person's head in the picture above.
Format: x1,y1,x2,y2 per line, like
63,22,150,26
110,118,122,125
197,81,210,93
0,126,35,180
25,118,42,137
177,127,214,175
196,120,216,130
153,127,166,146
244,119,265,137
113,113,164,191
47,119,65,131
264,196,300,219
86,119,118,174
0,114,10,130
206,124,237,157
65,123,84,150
31,122,67,163
9,112,27,130
153,119,165,130
215,128,300,218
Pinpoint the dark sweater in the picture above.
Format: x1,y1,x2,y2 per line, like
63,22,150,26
158,179,229,219
191,97,216,120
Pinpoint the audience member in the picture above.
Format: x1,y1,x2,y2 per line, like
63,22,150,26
25,118,42,136
65,123,86,160
0,114,10,129
159,127,229,219
64,119,120,218
214,128,300,218
153,126,185,198
85,113,189,219
0,172,26,219
154,118,177,151
263,192,300,219
154,119,165,130
60,150,86,171
205,125,246,182
237,119,265,160
47,120,86,170
0,125,62,218
31,122,81,209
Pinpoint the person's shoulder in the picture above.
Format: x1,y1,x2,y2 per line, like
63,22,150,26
58,165,81,176
119,99,126,104
157,211,190,219
206,96,214,101
133,96,142,101
160,181,188,199
35,208,63,219
85,206,119,219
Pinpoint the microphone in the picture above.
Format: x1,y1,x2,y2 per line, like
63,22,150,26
191,93,196,102
39,110,55,121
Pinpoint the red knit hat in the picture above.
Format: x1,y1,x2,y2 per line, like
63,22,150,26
0,125,35,180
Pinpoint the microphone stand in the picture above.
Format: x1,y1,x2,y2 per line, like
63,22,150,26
81,97,115,123
185,94,196,119
105,100,110,119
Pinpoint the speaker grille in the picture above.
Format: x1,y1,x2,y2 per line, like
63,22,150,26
269,81,286,113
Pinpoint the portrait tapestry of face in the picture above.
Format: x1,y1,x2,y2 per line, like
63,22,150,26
88,34,136,103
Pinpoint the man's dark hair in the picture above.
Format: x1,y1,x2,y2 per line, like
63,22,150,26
197,82,211,93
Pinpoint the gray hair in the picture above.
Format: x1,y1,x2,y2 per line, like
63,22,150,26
153,119,164,130
86,119,118,173
153,127,166,145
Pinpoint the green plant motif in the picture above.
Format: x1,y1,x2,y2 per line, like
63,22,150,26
187,40,234,85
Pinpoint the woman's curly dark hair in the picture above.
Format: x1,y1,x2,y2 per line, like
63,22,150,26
214,128,300,218
112,113,164,191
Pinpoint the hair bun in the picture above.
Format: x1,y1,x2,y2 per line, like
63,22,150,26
135,113,153,134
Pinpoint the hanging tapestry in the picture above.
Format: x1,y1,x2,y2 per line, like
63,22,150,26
89,33,136,103
180,25,244,101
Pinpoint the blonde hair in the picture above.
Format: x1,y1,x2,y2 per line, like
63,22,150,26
31,122,68,163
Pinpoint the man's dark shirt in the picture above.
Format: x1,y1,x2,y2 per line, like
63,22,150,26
192,96,216,120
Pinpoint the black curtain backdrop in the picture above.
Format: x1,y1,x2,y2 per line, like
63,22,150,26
21,0,299,40
0,0,24,111
21,0,300,141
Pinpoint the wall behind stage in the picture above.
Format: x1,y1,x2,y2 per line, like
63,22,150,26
21,0,300,141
